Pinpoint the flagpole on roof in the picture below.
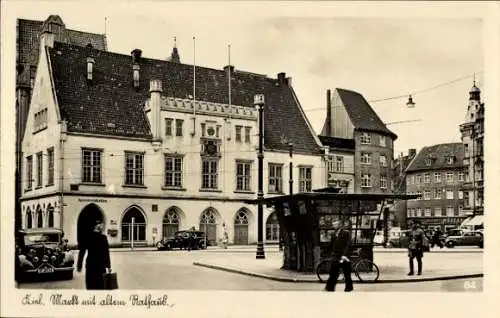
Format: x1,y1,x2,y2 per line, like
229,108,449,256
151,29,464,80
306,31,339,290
228,44,232,107
193,36,196,116
104,17,107,36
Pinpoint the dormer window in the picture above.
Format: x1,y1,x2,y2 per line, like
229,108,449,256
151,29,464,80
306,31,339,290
133,64,140,89
446,156,455,164
86,57,95,82
425,158,432,166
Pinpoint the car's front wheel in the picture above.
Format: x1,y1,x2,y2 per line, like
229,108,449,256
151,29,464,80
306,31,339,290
156,242,164,250
446,241,455,248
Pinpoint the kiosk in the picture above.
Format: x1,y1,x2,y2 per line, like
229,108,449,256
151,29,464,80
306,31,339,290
247,190,419,272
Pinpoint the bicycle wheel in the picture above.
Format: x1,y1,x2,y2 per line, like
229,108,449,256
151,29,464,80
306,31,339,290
354,259,380,282
315,260,330,283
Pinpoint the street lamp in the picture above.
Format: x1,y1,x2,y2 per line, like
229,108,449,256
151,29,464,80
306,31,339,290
288,142,294,195
406,95,415,108
254,94,266,259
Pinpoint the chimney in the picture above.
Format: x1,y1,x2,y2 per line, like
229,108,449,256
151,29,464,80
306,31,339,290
223,65,235,74
408,148,416,158
131,49,142,89
86,57,95,83
131,49,142,63
149,79,163,140
277,72,287,85
325,89,332,136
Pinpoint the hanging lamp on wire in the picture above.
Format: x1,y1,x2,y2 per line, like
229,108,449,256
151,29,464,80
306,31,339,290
406,94,415,108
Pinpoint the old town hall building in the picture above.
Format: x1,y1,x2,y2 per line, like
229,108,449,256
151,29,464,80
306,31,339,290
19,21,340,247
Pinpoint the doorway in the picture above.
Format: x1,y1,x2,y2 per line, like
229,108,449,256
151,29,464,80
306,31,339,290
77,204,105,248
121,206,147,245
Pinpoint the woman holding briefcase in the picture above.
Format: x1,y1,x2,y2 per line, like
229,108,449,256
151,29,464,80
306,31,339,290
77,220,115,290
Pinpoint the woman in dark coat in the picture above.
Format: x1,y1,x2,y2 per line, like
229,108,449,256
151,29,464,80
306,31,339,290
77,220,111,290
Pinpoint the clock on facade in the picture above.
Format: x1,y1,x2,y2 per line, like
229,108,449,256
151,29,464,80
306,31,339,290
207,127,215,136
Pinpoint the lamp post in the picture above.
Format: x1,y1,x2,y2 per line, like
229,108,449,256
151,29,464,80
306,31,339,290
254,94,266,259
288,142,293,194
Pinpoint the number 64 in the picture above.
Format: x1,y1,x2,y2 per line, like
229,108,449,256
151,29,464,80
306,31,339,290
464,280,477,289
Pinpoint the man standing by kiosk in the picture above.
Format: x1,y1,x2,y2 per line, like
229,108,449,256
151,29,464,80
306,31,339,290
325,218,353,292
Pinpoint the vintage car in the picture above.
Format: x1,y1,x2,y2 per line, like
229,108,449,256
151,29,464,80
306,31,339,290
387,230,430,252
156,230,207,251
17,228,74,281
444,230,483,248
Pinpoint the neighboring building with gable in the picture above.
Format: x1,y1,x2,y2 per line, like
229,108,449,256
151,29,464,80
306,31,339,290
15,15,107,230
20,27,328,247
320,88,398,194
405,143,467,231
392,148,417,228
459,82,484,230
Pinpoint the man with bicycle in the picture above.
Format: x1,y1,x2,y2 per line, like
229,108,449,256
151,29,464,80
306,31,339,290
325,217,353,292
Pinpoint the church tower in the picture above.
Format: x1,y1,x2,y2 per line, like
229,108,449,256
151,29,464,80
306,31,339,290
459,78,484,218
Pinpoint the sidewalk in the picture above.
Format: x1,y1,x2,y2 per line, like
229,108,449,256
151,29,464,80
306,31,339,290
193,252,483,284
109,245,483,253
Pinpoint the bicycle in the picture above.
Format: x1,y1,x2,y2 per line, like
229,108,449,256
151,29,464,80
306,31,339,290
315,248,380,283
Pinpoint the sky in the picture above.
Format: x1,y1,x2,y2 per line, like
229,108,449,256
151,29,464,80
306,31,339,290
2,1,486,156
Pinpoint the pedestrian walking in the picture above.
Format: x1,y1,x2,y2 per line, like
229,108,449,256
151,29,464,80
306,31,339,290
431,227,443,248
325,218,353,292
77,220,112,290
407,221,425,276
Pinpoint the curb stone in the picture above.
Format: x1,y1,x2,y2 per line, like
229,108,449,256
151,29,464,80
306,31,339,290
192,262,483,284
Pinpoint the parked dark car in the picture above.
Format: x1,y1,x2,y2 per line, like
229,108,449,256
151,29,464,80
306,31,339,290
157,230,207,251
387,230,430,252
445,230,483,248
17,228,74,281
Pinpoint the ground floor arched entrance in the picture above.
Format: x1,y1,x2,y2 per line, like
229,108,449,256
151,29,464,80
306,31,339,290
77,204,105,248
162,207,181,239
121,206,147,244
199,208,218,246
266,212,280,242
234,208,250,245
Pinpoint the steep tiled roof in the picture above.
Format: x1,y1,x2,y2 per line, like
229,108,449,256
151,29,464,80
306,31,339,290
47,42,322,154
317,136,355,152
406,142,465,173
17,18,107,66
336,88,397,139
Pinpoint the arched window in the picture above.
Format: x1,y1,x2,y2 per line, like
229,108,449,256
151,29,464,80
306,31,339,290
199,208,218,246
162,207,181,239
266,212,280,241
234,209,250,245
47,204,55,228
36,205,43,228
121,207,147,244
26,208,33,229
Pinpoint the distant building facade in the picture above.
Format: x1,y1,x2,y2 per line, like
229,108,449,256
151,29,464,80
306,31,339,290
320,88,397,194
317,136,355,194
20,28,334,247
459,82,484,230
405,143,467,231
391,148,417,228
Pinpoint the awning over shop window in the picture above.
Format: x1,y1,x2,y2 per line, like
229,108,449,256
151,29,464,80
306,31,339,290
461,215,484,227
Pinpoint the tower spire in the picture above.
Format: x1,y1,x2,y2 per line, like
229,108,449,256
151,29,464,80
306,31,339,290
168,36,180,63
